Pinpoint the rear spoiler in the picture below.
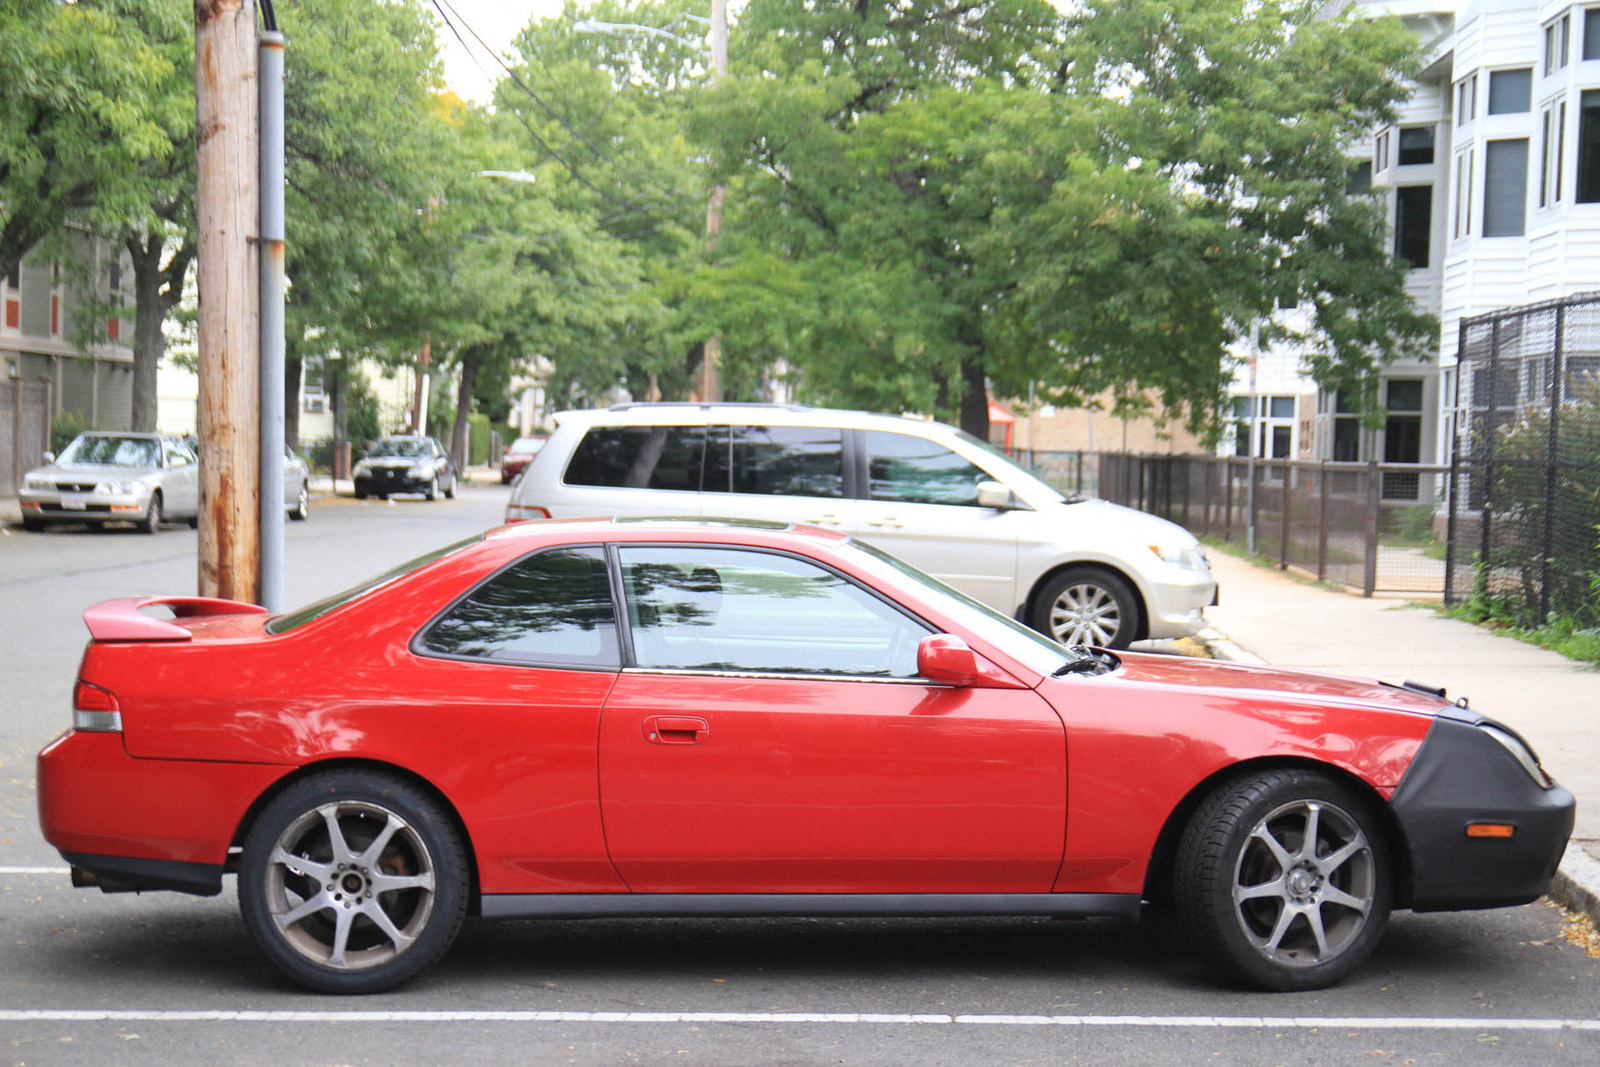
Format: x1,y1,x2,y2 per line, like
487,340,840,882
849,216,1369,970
83,596,269,642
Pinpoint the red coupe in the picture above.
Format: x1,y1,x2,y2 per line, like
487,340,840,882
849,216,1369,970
499,436,545,484
38,519,1573,994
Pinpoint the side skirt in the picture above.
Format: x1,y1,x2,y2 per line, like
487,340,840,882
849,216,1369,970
480,892,1142,922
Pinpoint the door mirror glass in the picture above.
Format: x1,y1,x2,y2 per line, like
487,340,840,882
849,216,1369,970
42,451,55,464
917,634,978,687
975,480,1012,510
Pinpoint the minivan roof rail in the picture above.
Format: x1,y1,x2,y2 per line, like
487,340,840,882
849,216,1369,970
606,401,813,412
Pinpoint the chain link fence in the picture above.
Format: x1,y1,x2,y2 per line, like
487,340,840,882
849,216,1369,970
1447,293,1600,624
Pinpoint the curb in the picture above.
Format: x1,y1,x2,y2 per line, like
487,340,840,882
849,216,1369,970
1198,626,1600,936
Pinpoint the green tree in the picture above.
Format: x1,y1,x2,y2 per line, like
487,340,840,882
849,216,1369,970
684,0,1432,436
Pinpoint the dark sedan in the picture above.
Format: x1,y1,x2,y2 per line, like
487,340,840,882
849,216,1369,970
353,435,457,501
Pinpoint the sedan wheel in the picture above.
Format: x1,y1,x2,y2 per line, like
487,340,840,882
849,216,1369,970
1175,769,1391,991
1032,567,1137,650
425,474,439,502
137,492,163,534
290,482,309,521
238,771,468,994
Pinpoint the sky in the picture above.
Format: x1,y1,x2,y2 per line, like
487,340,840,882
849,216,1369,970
432,1,569,102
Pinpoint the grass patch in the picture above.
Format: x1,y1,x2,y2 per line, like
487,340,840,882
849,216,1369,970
1436,601,1600,666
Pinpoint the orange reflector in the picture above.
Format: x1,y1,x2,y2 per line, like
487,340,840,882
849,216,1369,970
1466,822,1517,839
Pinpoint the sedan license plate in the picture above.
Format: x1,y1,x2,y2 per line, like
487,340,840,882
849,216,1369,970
60,494,88,511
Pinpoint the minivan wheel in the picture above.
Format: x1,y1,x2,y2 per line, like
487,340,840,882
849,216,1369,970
1031,566,1137,650
238,770,468,994
1174,768,1392,991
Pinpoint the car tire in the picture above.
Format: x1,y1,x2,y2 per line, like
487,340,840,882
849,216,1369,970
22,516,44,532
444,471,455,499
1174,768,1392,992
425,474,439,502
137,492,163,534
238,770,469,995
1030,566,1138,650
290,482,309,521
187,514,199,529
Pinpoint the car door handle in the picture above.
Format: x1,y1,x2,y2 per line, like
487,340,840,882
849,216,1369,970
866,517,904,529
643,715,709,745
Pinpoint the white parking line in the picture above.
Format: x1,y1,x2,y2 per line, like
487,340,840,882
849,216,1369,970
0,1010,1598,1030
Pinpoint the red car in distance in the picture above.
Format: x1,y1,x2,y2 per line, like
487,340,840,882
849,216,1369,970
499,435,545,484
38,519,1573,994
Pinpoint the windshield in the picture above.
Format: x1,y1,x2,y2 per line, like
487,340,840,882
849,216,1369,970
836,538,1081,677
58,436,159,468
951,430,1075,503
267,535,481,634
370,438,430,458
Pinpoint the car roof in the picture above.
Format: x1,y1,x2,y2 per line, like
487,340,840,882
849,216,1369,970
551,403,963,438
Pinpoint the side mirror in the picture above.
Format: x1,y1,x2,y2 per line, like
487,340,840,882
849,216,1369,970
918,634,978,687
976,480,1013,510
42,450,55,464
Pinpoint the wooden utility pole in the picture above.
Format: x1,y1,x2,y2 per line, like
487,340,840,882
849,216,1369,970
195,0,260,601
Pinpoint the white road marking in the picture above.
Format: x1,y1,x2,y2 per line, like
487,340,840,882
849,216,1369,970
0,866,69,875
0,1010,1597,1030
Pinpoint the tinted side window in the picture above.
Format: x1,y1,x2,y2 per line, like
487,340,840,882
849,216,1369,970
418,547,620,667
564,426,706,491
619,546,927,676
865,430,990,507
710,425,844,498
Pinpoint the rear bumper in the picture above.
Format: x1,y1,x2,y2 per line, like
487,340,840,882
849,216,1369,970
37,729,289,891
1390,714,1575,911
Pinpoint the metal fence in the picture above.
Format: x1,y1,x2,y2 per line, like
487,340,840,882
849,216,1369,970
1095,453,1450,596
1447,293,1600,623
1003,448,1098,499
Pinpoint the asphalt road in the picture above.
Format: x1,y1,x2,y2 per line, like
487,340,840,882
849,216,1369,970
2,485,1597,1066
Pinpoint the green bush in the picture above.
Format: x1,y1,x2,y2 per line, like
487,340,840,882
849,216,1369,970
468,413,490,465
49,411,95,454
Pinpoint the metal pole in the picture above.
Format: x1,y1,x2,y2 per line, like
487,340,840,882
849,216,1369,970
258,29,286,612
1246,321,1259,555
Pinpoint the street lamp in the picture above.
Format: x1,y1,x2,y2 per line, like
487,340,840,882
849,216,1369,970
575,1,728,402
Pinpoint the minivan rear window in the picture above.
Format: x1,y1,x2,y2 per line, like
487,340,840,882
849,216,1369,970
565,426,706,491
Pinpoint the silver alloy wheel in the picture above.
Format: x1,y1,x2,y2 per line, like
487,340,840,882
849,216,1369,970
291,483,309,520
1047,582,1122,646
1231,798,1375,968
264,799,437,972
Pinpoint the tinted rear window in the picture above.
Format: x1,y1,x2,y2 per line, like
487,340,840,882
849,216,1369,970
564,426,706,491
704,425,845,498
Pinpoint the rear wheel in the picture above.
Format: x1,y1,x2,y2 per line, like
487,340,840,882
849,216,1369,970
137,493,163,534
1174,768,1392,991
290,482,309,521
238,771,469,994
443,471,455,499
1030,566,1138,650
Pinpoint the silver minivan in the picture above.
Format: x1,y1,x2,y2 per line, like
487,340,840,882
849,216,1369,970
505,404,1216,649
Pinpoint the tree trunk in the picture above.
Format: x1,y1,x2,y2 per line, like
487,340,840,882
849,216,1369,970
451,344,479,472
958,356,990,440
126,236,166,433
283,341,302,449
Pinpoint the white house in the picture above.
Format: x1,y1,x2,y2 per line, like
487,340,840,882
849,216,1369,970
1227,0,1600,498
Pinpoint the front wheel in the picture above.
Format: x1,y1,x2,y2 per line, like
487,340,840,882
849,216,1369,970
137,492,163,534
1174,768,1392,991
290,482,309,521
1030,567,1138,650
238,771,469,994
424,475,439,502
443,471,455,499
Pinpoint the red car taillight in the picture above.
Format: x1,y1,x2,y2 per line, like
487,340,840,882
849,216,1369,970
505,504,551,522
73,680,122,732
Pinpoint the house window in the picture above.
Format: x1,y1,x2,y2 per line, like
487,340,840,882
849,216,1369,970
1547,14,1571,75
1397,125,1436,166
1458,73,1478,124
1579,89,1600,201
1488,68,1533,114
2,263,18,330
1454,151,1474,237
1483,139,1529,236
1394,185,1433,268
1585,8,1600,60
1332,391,1361,462
1348,161,1373,194
1541,101,1568,206
1374,131,1389,172
1382,379,1424,500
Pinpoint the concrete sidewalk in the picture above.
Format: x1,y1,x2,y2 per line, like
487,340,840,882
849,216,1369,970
1199,548,1600,925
